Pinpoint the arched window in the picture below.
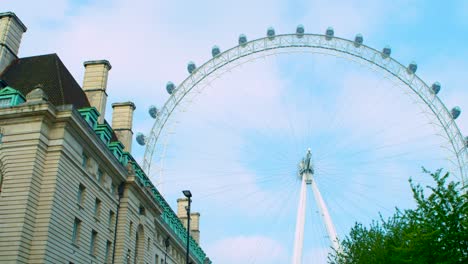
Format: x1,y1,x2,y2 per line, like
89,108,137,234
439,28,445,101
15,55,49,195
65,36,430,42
134,225,145,263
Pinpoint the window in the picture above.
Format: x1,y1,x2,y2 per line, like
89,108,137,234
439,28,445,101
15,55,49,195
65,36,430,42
126,249,131,264
134,232,139,264
0,98,12,107
0,159,4,193
111,183,117,196
77,184,86,207
129,221,133,237
90,230,98,256
72,218,82,244
82,153,88,168
94,198,101,219
97,169,103,183
105,241,112,263
108,211,115,229
139,205,146,216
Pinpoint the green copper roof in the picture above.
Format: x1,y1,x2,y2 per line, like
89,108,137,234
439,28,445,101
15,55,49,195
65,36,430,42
78,107,100,129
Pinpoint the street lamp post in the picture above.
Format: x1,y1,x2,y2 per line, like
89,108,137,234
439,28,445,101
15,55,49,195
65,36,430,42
182,190,192,264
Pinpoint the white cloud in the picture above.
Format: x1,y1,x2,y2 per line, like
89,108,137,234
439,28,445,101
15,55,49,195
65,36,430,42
207,235,287,264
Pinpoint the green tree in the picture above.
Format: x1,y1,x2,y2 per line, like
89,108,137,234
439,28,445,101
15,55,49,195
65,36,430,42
328,169,468,264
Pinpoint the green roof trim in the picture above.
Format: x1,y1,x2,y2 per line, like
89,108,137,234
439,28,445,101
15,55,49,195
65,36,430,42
78,107,100,129
127,159,208,263
0,86,26,107
95,121,113,144
108,141,124,162
75,114,210,263
149,181,208,263
121,152,131,167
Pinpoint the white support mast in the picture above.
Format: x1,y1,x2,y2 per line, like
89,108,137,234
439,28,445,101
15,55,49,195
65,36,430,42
292,176,307,264
292,148,339,264
310,176,339,251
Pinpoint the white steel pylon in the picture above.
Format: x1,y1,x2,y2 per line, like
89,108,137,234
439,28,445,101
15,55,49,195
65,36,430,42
292,173,308,264
291,148,339,264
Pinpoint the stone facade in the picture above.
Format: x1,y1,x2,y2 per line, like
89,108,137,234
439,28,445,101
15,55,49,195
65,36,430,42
0,11,209,264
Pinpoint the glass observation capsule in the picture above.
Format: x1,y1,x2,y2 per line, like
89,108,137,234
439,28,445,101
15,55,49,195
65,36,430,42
382,45,391,58
431,82,441,94
354,34,363,47
148,105,158,119
166,81,175,95
136,133,146,146
239,34,247,46
267,27,275,40
325,27,334,40
296,24,305,37
187,61,196,74
407,61,418,74
212,45,221,57
451,106,461,119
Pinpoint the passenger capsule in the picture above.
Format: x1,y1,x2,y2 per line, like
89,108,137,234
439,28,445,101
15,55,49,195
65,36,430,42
296,24,305,37
212,45,221,57
187,61,196,74
407,61,417,74
325,27,334,40
431,82,441,95
136,133,146,146
267,27,275,40
451,106,461,119
166,81,175,95
354,34,363,47
148,105,158,119
239,34,247,46
382,45,391,58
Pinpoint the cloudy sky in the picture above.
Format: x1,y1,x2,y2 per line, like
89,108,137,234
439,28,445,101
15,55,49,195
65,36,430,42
4,1,468,263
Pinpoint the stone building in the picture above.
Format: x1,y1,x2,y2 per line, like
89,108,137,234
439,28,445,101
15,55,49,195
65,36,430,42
0,11,209,264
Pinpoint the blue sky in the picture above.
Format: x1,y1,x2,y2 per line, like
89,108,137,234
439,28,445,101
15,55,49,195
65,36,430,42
4,1,468,263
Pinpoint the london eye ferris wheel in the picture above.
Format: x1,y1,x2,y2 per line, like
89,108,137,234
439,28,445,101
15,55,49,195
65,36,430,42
136,26,467,263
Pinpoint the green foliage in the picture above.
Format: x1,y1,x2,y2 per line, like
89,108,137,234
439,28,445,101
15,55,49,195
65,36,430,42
328,169,468,264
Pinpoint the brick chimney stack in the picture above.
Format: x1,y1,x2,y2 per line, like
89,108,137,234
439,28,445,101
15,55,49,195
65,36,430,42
177,198,201,244
111,102,136,152
82,60,112,123
0,12,27,74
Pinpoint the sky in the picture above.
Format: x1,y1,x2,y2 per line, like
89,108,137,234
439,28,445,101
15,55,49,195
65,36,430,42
3,1,468,263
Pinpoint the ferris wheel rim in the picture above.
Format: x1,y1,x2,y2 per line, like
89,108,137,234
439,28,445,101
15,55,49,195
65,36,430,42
142,32,467,186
